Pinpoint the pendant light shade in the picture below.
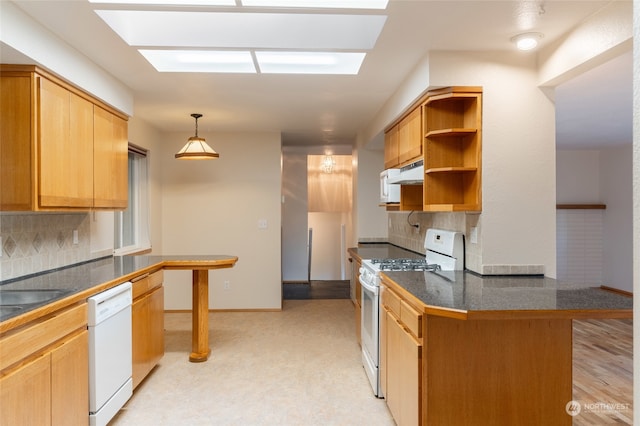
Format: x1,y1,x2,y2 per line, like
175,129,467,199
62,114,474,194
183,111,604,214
175,113,219,160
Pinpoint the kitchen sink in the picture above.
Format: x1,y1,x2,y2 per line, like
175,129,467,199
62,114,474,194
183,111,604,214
0,289,73,307
0,305,24,320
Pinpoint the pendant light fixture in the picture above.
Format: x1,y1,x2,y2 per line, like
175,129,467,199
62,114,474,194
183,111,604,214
175,113,219,160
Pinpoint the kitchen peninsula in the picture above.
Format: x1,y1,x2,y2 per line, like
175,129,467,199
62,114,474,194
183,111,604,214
0,255,237,425
380,269,632,426
0,254,238,361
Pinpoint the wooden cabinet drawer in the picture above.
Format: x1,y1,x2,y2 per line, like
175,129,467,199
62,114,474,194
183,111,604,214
382,287,401,318
400,300,422,339
0,303,87,372
132,270,163,300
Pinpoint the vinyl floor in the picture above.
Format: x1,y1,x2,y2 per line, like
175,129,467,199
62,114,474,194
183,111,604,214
110,301,632,426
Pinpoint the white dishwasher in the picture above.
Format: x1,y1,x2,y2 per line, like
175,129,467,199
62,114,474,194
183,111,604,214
88,281,133,426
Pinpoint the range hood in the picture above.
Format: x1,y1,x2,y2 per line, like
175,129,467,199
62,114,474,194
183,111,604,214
387,160,424,185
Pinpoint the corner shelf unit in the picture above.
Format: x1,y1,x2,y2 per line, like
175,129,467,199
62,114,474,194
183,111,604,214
422,87,482,212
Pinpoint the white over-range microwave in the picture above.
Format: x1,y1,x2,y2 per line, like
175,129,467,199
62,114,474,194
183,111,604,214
380,169,400,204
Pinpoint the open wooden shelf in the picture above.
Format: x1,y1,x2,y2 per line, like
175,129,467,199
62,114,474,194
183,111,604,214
382,86,483,212
425,167,477,174
425,128,477,138
423,87,482,211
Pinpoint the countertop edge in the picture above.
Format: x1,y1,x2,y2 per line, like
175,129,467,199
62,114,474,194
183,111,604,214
381,272,634,321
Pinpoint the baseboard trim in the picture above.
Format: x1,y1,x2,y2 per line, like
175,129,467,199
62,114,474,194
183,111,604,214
164,308,283,313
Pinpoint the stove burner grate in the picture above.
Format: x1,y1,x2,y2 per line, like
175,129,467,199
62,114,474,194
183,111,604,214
371,258,441,272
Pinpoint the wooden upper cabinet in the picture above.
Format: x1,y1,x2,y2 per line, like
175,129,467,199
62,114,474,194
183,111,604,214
39,78,94,208
0,64,129,211
0,72,34,210
397,105,422,165
94,106,128,209
384,105,422,170
384,125,399,169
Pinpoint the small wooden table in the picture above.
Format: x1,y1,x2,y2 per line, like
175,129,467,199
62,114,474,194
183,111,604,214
163,256,238,362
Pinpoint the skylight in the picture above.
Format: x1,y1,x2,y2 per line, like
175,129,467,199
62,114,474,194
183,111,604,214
256,51,365,74
88,0,388,8
90,0,387,75
241,0,388,9
139,50,256,73
138,50,367,74
94,11,386,49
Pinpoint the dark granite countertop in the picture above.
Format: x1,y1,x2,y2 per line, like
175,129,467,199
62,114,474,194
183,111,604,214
0,255,237,325
348,243,423,261
382,270,633,320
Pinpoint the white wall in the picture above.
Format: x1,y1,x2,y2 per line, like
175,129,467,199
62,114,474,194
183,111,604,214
281,150,309,281
556,150,602,203
0,2,133,116
601,146,634,292
556,147,633,292
632,0,639,419
428,51,557,276
160,131,282,310
538,1,633,88
308,212,348,280
355,143,388,242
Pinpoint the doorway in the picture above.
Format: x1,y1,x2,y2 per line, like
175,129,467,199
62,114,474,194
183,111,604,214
554,50,633,292
281,151,353,299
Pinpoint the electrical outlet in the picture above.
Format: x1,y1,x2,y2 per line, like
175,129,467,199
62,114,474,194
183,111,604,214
72,230,79,245
223,280,230,290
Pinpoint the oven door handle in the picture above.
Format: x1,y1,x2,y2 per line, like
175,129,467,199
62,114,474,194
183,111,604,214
359,275,378,294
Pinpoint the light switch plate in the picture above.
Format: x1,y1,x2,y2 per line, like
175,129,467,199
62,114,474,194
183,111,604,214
258,219,268,229
470,227,478,244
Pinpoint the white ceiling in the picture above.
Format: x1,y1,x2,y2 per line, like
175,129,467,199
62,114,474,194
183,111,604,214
2,0,632,149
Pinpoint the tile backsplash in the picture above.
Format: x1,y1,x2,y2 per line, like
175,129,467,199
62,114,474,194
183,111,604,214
0,213,93,281
387,211,542,275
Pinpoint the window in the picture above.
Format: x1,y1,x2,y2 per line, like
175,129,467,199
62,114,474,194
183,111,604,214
114,144,150,254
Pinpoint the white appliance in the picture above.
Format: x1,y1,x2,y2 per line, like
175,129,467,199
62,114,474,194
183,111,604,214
387,159,424,185
88,282,133,426
380,169,400,203
359,229,464,397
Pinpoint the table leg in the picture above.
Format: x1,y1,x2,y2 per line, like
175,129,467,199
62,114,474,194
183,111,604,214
190,269,211,362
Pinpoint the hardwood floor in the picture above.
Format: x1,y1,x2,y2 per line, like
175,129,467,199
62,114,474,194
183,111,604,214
572,319,633,425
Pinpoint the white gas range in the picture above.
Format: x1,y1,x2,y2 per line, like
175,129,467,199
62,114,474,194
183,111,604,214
359,229,464,397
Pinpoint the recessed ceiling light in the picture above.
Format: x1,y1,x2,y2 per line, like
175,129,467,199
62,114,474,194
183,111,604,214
256,51,365,74
510,32,544,51
241,0,388,9
139,49,256,73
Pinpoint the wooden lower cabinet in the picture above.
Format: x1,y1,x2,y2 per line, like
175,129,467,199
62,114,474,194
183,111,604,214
132,270,165,389
0,353,52,425
381,275,574,426
51,330,89,426
386,311,421,426
0,304,88,425
381,283,422,426
351,257,362,346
